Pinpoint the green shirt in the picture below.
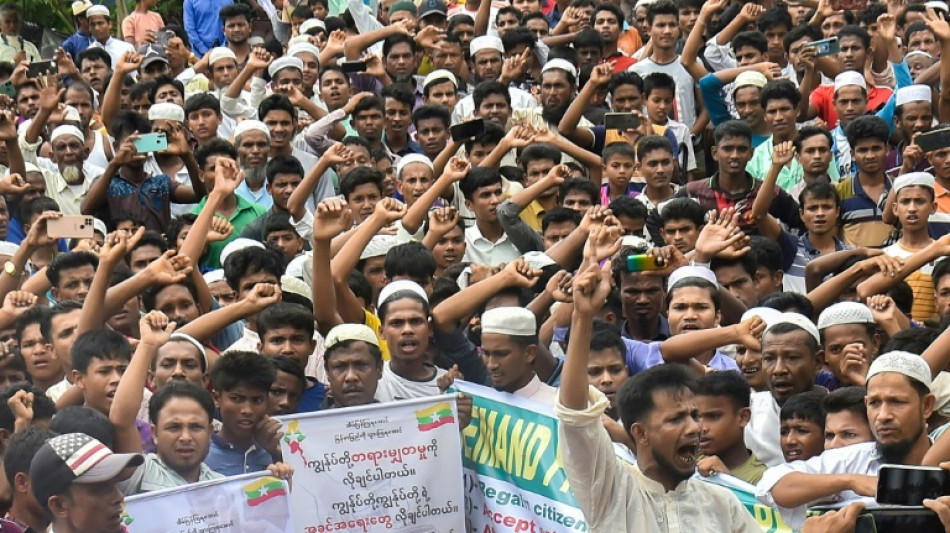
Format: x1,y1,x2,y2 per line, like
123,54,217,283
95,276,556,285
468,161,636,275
746,136,840,194
730,451,767,485
192,194,268,269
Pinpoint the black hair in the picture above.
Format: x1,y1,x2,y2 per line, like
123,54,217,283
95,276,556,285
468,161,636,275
711,253,757,279
464,121,506,152
381,83,416,112
714,119,753,145
659,197,705,227
342,135,374,154
608,195,648,222
352,94,385,117
270,355,306,388
838,24,871,50
845,115,889,149
411,104,451,128
731,31,767,55
148,75,184,102
126,229,168,266
448,14,475,34
858,3,887,27
210,350,277,393
559,177,599,205
148,380,215,424
340,167,384,199
47,251,98,288
318,64,352,85
589,319,626,359
890,279,915,317
4,427,57,487
592,3,624,27
459,167,502,201
501,27,537,54
324,15,346,33
760,79,801,109
934,257,950,287
472,80,511,110
161,25,192,49
636,135,674,161
129,80,155,104
291,4,312,19
574,28,605,52
142,279,199,312
257,302,315,340
385,242,437,281
0,383,55,432
518,143,561,167
71,329,132,375
348,270,374,306
49,406,114,448
646,0,678,25
496,5,520,23
798,182,839,210
618,363,696,430
219,2,253,21
882,326,938,355
541,206,581,233
764,320,819,354
642,71,675,99
667,277,720,311
65,79,95,103
265,154,305,186
794,125,833,152
696,370,751,409
20,196,60,226
757,6,792,33
608,71,643,96
259,94,296,122
780,390,827,429
822,385,869,421
184,92,221,117
194,138,237,170
783,23,822,53
263,211,299,237
223,246,285,292
111,110,151,141
749,235,783,275
548,45,580,71
15,306,48,347
378,291,430,322
78,46,112,69
602,141,637,164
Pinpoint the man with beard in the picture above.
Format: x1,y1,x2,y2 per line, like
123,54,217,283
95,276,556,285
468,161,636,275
21,123,102,216
558,261,759,533
232,120,270,207
510,59,595,148
220,4,253,70
451,36,538,124
756,351,936,530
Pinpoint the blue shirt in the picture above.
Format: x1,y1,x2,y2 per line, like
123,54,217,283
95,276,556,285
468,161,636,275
698,74,769,149
184,0,229,57
623,338,739,375
298,379,327,413
205,431,273,476
62,31,94,63
235,181,273,210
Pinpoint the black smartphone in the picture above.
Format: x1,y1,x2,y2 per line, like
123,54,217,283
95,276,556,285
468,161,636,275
339,60,367,73
877,465,950,506
916,127,950,154
805,37,840,57
26,60,57,78
450,118,486,142
604,112,641,131
855,509,945,533
0,81,14,98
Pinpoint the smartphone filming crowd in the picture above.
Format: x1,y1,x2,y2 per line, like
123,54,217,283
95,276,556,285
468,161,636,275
2,0,950,530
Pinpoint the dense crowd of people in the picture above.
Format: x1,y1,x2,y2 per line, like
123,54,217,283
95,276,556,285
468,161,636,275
0,0,950,530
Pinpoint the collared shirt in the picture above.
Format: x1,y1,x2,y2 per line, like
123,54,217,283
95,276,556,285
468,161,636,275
462,224,522,267
835,175,894,247
62,31,94,62
35,160,103,216
0,35,39,63
745,391,783,467
555,386,761,533
191,195,267,269
731,452,767,486
206,432,273,476
517,200,546,232
45,378,71,403
224,326,261,354
383,133,422,158
512,375,558,406
184,0,229,56
623,337,739,375
89,38,135,72
235,180,273,209
119,453,223,496
886,140,933,178
746,135,841,193
780,231,849,294
601,182,644,205
374,361,446,402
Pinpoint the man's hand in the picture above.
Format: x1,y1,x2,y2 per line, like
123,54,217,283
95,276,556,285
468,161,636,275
139,310,177,347
323,30,347,56
116,51,143,76
772,140,796,168
839,342,869,386
437,364,462,393
579,205,613,232
23,210,62,249
244,282,282,311
364,54,387,79
372,197,407,225
342,92,375,116
572,262,612,316
101,227,145,265
734,316,765,352
414,25,444,50
542,163,570,189
0,173,30,196
696,455,729,477
442,156,471,183
247,47,272,72
214,156,245,195
583,220,623,263
500,47,531,84
145,250,193,285
255,415,284,458
867,294,900,325
877,13,898,42
162,122,190,157
427,207,459,236
207,217,235,243
1,291,36,319
924,7,950,42
923,461,950,531
7,389,33,425
740,4,766,22
112,135,145,167
313,197,353,241
322,143,355,168
699,0,729,22
54,47,80,79
694,208,748,263
501,257,543,288
266,462,294,480
546,270,574,303
38,74,66,113
801,501,865,533
0,109,17,143
858,254,904,277
588,62,613,87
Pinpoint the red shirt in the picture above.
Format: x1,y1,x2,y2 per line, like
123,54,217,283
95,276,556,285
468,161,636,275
809,83,894,127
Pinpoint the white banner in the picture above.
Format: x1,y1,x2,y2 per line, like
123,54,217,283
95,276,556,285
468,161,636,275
277,395,466,533
122,472,293,533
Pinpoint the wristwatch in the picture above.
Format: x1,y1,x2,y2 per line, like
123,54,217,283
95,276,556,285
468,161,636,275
3,261,19,277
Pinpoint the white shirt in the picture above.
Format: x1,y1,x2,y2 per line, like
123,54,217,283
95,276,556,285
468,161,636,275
745,391,784,467
462,224,521,267
451,87,539,125
555,386,761,532
45,378,71,403
224,326,260,353
513,375,558,406
91,38,135,73
374,361,446,402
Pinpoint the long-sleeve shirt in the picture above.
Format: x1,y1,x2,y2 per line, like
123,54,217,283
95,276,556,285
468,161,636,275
62,31,94,63
555,386,761,532
184,0,230,58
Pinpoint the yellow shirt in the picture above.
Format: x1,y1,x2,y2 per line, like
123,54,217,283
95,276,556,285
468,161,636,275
363,309,390,361
518,200,545,232
884,241,937,322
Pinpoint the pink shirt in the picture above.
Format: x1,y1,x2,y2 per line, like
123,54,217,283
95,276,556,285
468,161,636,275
121,11,164,48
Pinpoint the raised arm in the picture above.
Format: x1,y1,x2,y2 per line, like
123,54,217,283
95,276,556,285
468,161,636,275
82,136,139,215
24,76,63,146
808,254,904,316
178,283,281,342
681,0,728,80
343,21,410,60
560,262,612,410
431,259,541,332
224,48,269,102
751,140,795,240
478,125,532,169
660,316,764,363
288,143,348,221
533,128,603,185
402,157,470,235
925,9,950,122
558,62,610,149
101,52,142,136
856,236,950,300
78,228,144,336
311,198,352,335
769,472,877,508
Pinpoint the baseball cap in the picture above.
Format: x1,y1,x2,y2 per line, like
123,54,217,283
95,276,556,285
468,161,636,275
137,43,168,68
31,433,143,508
325,323,379,350
420,0,448,19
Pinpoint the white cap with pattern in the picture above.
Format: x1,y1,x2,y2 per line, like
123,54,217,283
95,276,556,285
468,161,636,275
867,350,932,391
817,301,874,330
764,312,821,345
482,307,537,337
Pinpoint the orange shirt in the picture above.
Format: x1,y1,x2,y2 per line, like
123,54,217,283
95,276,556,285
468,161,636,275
617,28,643,57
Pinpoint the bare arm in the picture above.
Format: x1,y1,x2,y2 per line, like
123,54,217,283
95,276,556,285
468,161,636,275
310,199,352,335
343,23,407,60
770,473,875,508
101,53,142,136
431,259,540,332
560,263,612,410
402,158,470,235
287,146,340,220
857,238,949,300
660,318,763,363
78,229,144,336
179,284,281,342
751,141,793,241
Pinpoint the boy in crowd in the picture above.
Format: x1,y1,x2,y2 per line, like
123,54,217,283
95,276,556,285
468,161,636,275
779,390,827,463
821,386,874,450
816,302,879,390
695,371,767,485
256,302,326,412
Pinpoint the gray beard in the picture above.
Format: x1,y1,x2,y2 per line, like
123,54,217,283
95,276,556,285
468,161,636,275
242,165,266,188
60,164,83,185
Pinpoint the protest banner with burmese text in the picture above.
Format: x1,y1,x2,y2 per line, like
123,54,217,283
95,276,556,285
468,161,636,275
277,395,466,533
122,472,293,533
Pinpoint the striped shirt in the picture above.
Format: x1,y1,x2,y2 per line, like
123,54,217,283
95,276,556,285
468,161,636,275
835,175,894,247
883,241,937,322
779,231,850,294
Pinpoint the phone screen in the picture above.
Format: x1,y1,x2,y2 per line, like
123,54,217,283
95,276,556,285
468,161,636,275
450,119,486,142
132,133,168,153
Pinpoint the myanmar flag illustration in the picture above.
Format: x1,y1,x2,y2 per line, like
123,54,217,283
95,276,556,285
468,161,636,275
282,420,307,462
415,402,455,431
244,477,287,507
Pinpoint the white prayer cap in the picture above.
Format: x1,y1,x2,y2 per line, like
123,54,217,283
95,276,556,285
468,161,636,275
666,265,718,292
817,301,874,330
287,35,312,47
286,253,308,278
764,312,821,345
926,0,949,13
268,56,304,78
378,279,428,307
299,18,326,34
620,235,650,250
325,323,379,350
893,171,935,192
203,269,226,285
281,275,312,304
92,218,107,236
288,42,321,60
0,242,18,257
50,125,84,144
86,4,110,18
359,234,399,260
62,105,81,123
232,119,271,142
733,71,768,93
148,102,185,122
423,69,458,91
740,307,783,328
540,58,577,79
637,0,659,6
72,0,93,16
906,50,936,63
867,350,932,391
167,332,207,365
208,47,237,66
470,36,503,56
895,84,932,107
521,251,556,270
481,307,537,337
220,238,265,266
834,71,867,92
396,154,434,179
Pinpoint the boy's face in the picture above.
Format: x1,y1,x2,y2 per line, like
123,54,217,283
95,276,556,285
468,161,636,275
677,6,699,34
464,183,504,223
734,46,765,67
187,108,221,143
561,190,593,212
662,219,700,254
893,186,935,233
415,117,449,159
765,98,796,140
20,323,59,383
336,144,374,178
697,394,749,457
713,135,753,175
384,42,415,78
268,370,303,416
603,154,636,189
320,70,350,110
433,224,465,268
763,24,789,63
326,342,383,407
761,330,819,406
466,142,496,166
481,333,535,393
524,158,557,194
151,341,205,389
616,214,644,237
475,93,511,125
263,110,296,149
52,264,95,302
381,299,431,362
610,84,642,113
260,327,316,370
268,172,303,211
735,344,766,391
353,108,385,142
713,264,758,308
237,270,280,301
0,365,25,389
266,229,304,262
821,323,876,386
129,244,163,274
211,59,238,87
937,274,950,319
587,347,628,410
346,182,382,223
360,256,388,298
824,409,874,450
797,134,833,177
668,286,719,336
74,357,128,415
215,383,269,443
384,97,411,136
781,416,824,462
644,88,673,123
153,396,212,479
542,220,577,250
638,148,674,190
312,2,328,19
753,265,782,301
649,14,679,49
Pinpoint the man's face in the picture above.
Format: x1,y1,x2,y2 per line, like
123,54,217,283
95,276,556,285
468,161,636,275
130,93,151,117
50,309,82,365
762,24,789,63
821,13,848,38
385,42,415,78
576,46,602,71
346,182,381,223
0,10,20,35
495,12,520,35
129,244,162,273
337,145,374,179
713,264,757,308
787,36,812,75
215,383,269,443
260,327,315,370
649,14,680,50
471,50,503,81
639,148,674,190
65,86,95,128
897,101,934,142
525,17,549,40
677,6,699,34
53,265,95,302
464,183,504,223
734,45,765,67
697,394,747,457
866,373,932,461
481,333,535,393
295,52,320,89
466,142,495,166
475,93,510,125
382,299,430,362
237,271,279,301
453,22,475,46
272,69,305,95
423,80,458,109
929,146,950,181
824,409,874,450
561,191,593,212
76,357,127,414
619,273,664,325
319,70,350,110
611,84,642,113
852,137,887,175
415,117,448,159
735,343,766,390
187,108,220,142
153,83,183,106
268,172,302,211
80,58,110,93
753,265,782,301
326,343,383,407
398,162,434,207
638,388,701,484
761,330,818,406
634,6,650,41
54,480,125,533
524,158,556,192
591,10,621,43
433,224,464,268
152,341,205,389
153,396,212,478
907,29,940,57
20,323,60,384
15,85,39,120
269,370,303,415
542,220,577,250
360,256,387,297
223,16,250,44
735,87,765,129
837,35,866,71
211,59,238,87
765,98,796,140
668,286,718,336
781,416,824,462
587,348,628,410
209,280,237,307
662,219,700,253
88,14,111,41
353,108,385,141
798,134,834,177
153,284,200,327
432,41,464,75
263,110,296,149
937,274,950,319
713,135,753,175
894,185,935,233
22,171,46,203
